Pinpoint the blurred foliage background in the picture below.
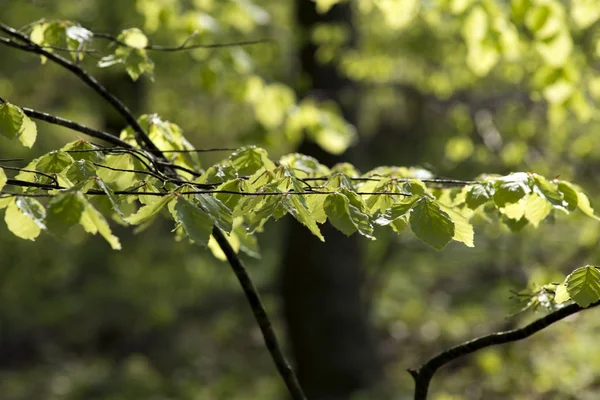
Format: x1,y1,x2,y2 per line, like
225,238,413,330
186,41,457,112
2,0,600,399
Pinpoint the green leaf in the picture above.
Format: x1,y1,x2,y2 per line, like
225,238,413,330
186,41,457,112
285,195,324,241
175,197,214,247
95,178,125,218
0,102,24,140
565,265,600,308
62,140,105,163
524,193,552,227
36,151,74,174
124,48,155,81
306,193,327,224
18,114,37,148
440,205,474,247
466,184,491,209
195,194,233,233
96,154,132,183
46,192,86,235
577,191,600,221
5,197,44,240
500,197,527,220
324,193,357,236
0,168,6,191
214,179,244,212
554,284,570,304
246,195,282,233
409,197,455,250
557,181,578,211
492,173,530,207
66,160,97,182
16,196,47,230
119,28,148,49
126,194,175,225
229,146,276,176
235,226,261,258
80,204,121,250
531,175,564,207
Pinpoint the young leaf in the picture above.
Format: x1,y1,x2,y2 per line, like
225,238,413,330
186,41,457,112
80,204,121,250
577,191,600,221
46,192,86,235
557,181,578,211
565,265,600,308
229,146,276,175
285,195,324,241
62,140,105,163
126,194,176,225
409,197,455,250
306,193,327,224
66,160,97,182
524,193,552,227
440,205,475,247
175,197,213,247
119,28,149,49
16,196,47,230
195,194,233,233
96,154,132,183
554,284,570,304
324,192,357,236
18,114,37,148
36,151,74,173
0,168,6,191
95,178,125,218
492,173,530,207
214,179,245,212
466,184,491,209
530,175,564,206
0,102,24,140
5,198,44,240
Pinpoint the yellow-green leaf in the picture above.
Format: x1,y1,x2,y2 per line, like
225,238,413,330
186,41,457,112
5,198,43,240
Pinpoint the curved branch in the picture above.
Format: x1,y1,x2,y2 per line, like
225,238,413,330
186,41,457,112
20,106,133,148
2,21,306,398
0,23,160,155
211,227,307,400
409,300,600,400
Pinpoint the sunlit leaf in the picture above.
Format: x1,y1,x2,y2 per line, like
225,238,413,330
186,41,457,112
0,102,24,140
5,197,44,240
46,192,86,235
524,193,552,227
194,194,233,233
554,284,570,304
409,197,454,250
126,193,175,225
80,204,121,250
36,151,74,174
0,168,6,191
565,265,600,308
492,173,530,207
285,195,324,241
324,192,357,236
175,197,213,247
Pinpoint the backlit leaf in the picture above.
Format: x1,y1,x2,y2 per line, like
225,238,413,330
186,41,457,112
410,197,455,250
46,192,86,234
5,198,43,240
565,265,600,307
126,193,175,225
175,197,213,247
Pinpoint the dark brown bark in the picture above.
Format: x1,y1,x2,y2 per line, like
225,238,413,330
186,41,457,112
281,2,380,399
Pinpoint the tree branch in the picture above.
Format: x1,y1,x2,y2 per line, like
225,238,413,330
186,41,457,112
408,300,600,400
211,227,307,400
0,23,160,155
1,21,306,398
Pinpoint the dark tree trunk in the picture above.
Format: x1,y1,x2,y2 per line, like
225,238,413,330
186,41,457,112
280,2,380,399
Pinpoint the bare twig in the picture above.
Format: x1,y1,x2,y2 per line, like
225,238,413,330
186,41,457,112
408,301,600,400
94,31,273,52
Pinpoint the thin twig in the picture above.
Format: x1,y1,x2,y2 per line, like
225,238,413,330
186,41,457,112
408,301,600,400
94,31,273,52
